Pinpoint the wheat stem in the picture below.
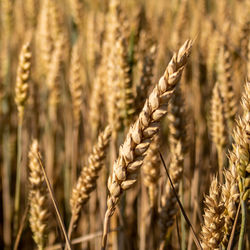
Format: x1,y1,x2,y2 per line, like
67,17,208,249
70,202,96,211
238,187,247,250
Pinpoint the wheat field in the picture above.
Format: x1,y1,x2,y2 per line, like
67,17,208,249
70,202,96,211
0,0,249,249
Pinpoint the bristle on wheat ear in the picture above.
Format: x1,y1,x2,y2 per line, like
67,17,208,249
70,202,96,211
101,39,193,249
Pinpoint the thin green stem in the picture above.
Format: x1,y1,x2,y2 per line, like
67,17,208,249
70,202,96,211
14,116,23,236
238,198,246,250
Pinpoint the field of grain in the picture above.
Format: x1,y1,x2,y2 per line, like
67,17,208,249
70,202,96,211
0,0,249,249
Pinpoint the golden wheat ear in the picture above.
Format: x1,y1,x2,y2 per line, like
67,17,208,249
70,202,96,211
68,126,112,238
15,41,32,121
221,165,240,247
200,177,225,249
102,39,193,249
28,140,48,249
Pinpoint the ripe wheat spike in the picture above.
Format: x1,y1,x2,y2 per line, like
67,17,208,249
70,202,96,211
102,39,193,248
28,140,48,250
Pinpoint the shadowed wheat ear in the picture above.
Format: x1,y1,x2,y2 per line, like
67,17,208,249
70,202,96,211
159,142,184,250
28,140,48,250
143,134,161,208
115,32,135,128
217,44,237,129
70,0,84,31
200,177,225,249
136,33,157,114
167,85,187,153
15,41,32,121
102,39,193,249
68,126,112,239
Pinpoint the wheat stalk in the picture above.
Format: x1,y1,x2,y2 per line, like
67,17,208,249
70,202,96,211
102,39,193,249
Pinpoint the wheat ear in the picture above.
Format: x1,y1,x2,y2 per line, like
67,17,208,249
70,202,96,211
69,41,83,186
210,82,227,182
89,68,104,141
221,164,240,247
200,177,225,250
167,85,187,153
217,44,237,129
70,0,84,31
105,0,125,134
228,81,249,249
14,41,32,234
15,41,32,121
102,39,193,249
143,134,161,208
136,34,157,114
115,32,135,128
28,140,48,250
231,81,250,200
68,126,112,239
69,42,83,129
37,0,53,74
